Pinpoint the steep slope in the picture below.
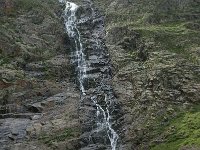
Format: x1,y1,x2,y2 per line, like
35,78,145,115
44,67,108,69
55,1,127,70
90,0,200,149
0,0,200,150
0,0,81,149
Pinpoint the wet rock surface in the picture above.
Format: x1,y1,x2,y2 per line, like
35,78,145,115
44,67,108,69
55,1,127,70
1,0,200,150
0,87,80,150
62,1,122,149
0,118,30,143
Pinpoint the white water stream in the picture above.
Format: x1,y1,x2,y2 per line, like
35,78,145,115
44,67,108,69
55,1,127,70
59,1,119,149
60,0,87,95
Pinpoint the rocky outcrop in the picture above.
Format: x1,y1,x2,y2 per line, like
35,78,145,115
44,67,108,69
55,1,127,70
0,0,200,150
62,1,122,149
92,0,200,149
0,0,81,149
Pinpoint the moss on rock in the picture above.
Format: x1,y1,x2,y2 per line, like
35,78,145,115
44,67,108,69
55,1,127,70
151,105,200,150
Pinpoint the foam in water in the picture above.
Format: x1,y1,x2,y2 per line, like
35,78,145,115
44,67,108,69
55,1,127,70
91,94,119,150
61,1,87,95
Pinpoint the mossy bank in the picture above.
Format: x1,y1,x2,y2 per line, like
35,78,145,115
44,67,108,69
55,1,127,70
90,0,200,149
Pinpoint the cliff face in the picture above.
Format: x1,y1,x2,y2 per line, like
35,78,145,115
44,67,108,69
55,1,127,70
92,0,200,149
0,0,200,150
0,0,81,149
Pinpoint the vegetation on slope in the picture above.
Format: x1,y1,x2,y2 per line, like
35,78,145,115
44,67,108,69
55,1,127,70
92,0,200,149
103,0,200,64
0,0,200,149
151,105,200,150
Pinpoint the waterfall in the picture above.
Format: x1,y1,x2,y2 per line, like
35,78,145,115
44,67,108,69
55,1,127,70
59,1,119,150
61,0,87,95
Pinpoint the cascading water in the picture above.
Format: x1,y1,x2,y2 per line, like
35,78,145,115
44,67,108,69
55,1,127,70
60,0,87,95
59,1,120,149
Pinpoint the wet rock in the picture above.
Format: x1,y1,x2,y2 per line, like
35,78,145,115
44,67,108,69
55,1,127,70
27,103,43,113
61,1,121,149
0,118,31,142
26,92,71,113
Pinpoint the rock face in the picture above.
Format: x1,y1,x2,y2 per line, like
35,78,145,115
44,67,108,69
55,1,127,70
90,0,200,149
0,0,200,150
61,1,122,149
0,0,81,149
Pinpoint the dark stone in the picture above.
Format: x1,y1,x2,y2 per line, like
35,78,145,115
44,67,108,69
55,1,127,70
65,1,122,149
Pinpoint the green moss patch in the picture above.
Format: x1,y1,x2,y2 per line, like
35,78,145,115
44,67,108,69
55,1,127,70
151,106,200,150
128,22,200,64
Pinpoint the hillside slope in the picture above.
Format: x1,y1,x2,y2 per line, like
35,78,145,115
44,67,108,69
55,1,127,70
0,0,81,149
91,0,200,149
0,0,200,150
